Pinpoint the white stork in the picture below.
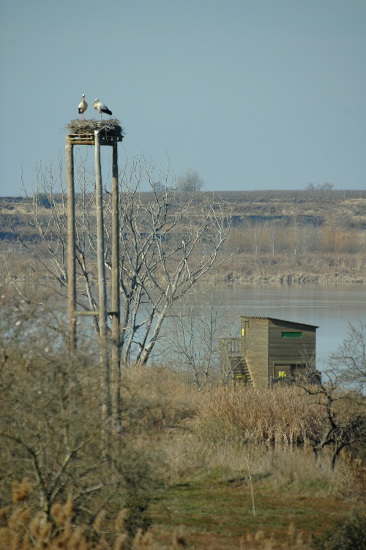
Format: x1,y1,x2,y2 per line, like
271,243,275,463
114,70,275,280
93,98,112,119
78,94,88,119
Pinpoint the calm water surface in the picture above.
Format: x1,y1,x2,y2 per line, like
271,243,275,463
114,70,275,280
221,284,366,372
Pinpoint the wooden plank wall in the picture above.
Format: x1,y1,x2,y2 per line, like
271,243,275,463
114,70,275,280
241,317,316,388
241,317,269,388
268,319,316,379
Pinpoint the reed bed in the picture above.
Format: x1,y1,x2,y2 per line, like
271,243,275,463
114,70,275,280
120,364,200,433
194,385,324,446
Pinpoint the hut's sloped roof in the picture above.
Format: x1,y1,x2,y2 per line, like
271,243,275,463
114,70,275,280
241,316,318,329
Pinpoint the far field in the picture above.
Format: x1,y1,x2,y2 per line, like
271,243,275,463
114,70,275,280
1,189,365,284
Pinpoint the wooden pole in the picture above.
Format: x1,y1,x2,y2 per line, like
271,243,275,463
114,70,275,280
95,130,112,429
65,138,76,353
111,143,122,429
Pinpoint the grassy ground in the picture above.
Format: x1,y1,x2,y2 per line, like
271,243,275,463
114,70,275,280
145,442,365,548
127,370,366,548
150,484,354,548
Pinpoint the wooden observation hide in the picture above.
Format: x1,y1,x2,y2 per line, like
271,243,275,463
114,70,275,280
221,316,318,388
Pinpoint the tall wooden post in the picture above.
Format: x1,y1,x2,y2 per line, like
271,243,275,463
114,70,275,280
111,143,122,428
65,139,76,353
66,119,123,436
95,130,112,426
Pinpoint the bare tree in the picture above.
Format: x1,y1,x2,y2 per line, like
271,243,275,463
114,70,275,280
298,374,366,468
0,294,108,517
0,292,162,537
161,288,232,390
296,322,366,468
176,169,204,193
18,156,231,367
327,321,366,392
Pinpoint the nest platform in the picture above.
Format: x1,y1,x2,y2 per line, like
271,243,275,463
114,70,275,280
66,119,124,145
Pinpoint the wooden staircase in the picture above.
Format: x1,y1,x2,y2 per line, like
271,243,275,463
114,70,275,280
220,338,254,386
232,356,254,386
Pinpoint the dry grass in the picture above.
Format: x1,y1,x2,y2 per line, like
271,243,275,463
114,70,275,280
194,385,323,446
0,485,161,549
1,304,365,550
159,423,354,498
120,364,200,435
119,369,361,508
218,251,366,285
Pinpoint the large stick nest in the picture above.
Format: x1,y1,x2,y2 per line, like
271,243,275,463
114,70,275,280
66,119,124,139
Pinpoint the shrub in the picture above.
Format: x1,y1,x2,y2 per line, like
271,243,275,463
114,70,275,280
313,510,366,549
195,385,323,446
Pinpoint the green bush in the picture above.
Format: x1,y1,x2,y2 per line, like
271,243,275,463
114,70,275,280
313,509,366,549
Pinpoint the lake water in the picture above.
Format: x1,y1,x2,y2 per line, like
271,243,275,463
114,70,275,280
221,284,366,372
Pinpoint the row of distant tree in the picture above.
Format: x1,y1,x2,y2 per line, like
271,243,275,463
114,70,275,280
156,176,335,194
152,169,204,193
226,222,363,255
27,179,364,208
306,182,334,192
33,169,204,203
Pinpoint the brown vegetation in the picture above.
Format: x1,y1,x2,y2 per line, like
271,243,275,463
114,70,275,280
1,184,366,547
1,287,366,548
1,189,366,285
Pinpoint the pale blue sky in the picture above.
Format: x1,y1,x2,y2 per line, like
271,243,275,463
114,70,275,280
1,0,365,195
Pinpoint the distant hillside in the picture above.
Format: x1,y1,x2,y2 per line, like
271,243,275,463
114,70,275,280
1,190,366,243
1,190,365,285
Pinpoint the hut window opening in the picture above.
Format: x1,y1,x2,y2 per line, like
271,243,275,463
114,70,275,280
274,364,307,379
282,331,303,338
